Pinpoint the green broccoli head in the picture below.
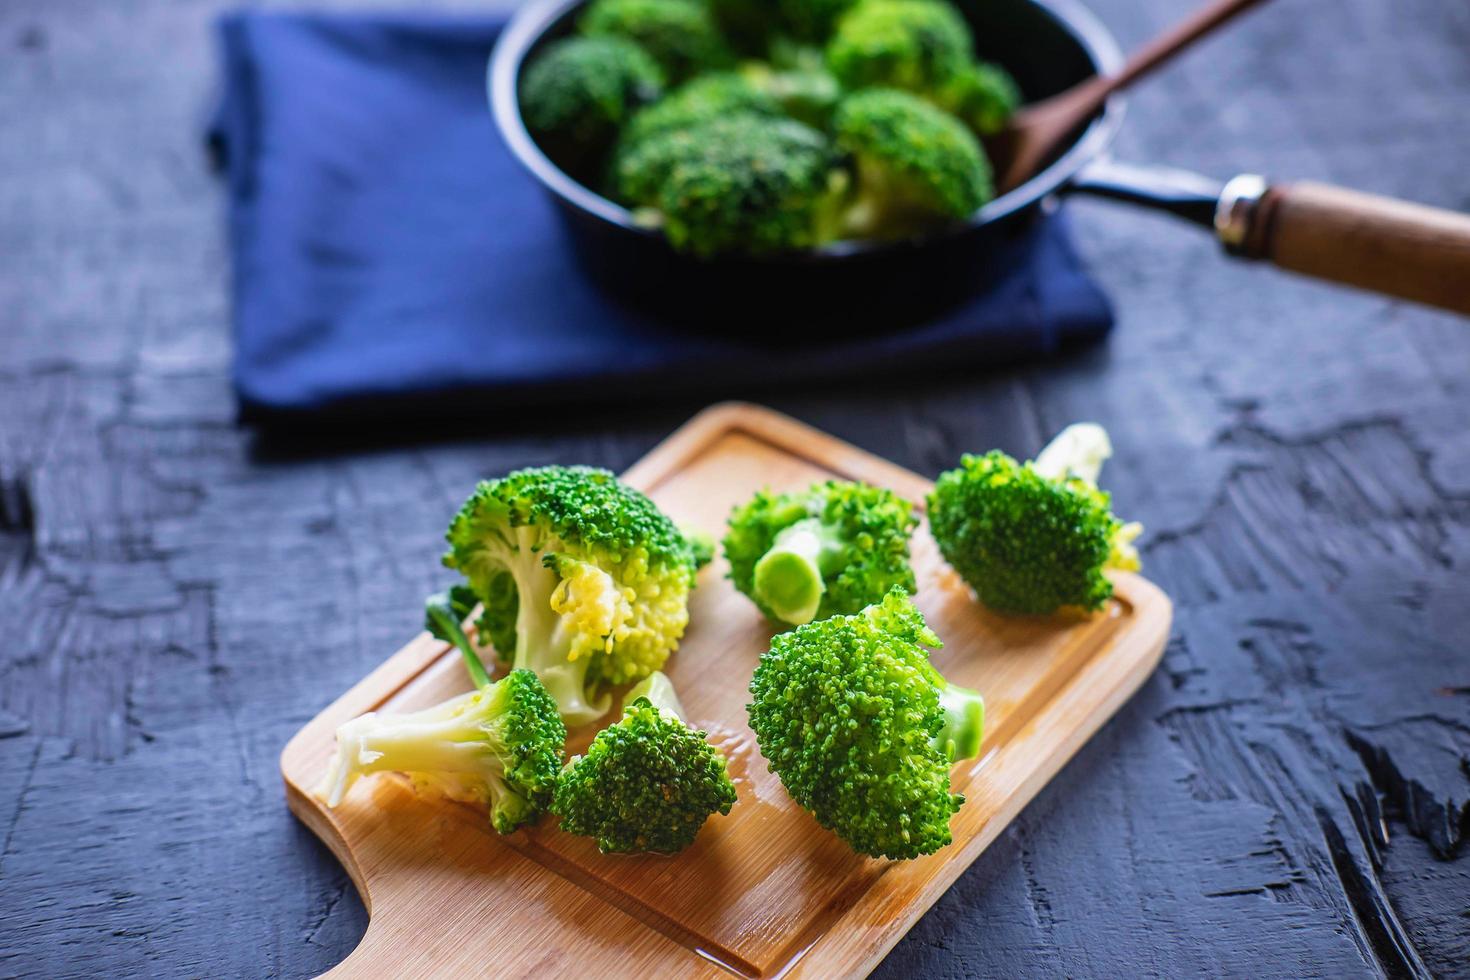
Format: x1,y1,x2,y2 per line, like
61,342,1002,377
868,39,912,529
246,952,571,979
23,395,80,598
741,61,844,129
612,74,783,205
747,590,984,859
723,480,919,626
707,0,856,51
321,669,567,835
520,36,665,170
937,60,1021,136
834,88,993,238
825,0,972,94
580,0,734,82
443,466,702,725
617,114,848,256
553,671,737,853
927,424,1143,615
680,526,717,570
621,72,783,148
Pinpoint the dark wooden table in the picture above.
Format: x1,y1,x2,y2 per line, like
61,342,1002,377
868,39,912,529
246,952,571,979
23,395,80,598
3,0,1468,976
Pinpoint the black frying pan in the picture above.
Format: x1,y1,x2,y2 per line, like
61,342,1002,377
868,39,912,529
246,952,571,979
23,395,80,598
489,0,1470,329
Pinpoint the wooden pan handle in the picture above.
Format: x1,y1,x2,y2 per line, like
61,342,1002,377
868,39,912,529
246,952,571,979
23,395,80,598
1238,180,1470,315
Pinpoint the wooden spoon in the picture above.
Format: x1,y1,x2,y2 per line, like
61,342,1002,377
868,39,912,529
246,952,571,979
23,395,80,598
989,0,1270,194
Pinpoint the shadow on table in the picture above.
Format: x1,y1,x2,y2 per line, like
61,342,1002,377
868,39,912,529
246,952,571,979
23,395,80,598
246,339,1110,464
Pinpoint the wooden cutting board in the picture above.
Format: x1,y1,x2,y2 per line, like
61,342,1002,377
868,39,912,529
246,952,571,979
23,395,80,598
281,403,1172,979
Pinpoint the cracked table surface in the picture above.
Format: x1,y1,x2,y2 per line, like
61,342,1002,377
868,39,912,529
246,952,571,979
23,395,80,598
2,0,1468,977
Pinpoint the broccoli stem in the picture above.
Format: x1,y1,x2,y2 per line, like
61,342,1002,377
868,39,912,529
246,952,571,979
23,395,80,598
463,527,611,727
425,589,492,689
753,517,842,625
1032,424,1143,573
1032,422,1113,486
346,709,502,776
622,670,685,720
507,552,609,726
322,690,510,807
935,681,985,762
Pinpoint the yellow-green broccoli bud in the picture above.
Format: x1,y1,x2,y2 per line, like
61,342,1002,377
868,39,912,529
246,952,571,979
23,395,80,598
928,423,1143,615
553,671,736,853
723,479,919,627
747,590,984,859
320,669,567,835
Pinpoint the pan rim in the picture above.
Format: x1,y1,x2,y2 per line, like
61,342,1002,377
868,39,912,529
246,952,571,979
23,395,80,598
488,0,1126,261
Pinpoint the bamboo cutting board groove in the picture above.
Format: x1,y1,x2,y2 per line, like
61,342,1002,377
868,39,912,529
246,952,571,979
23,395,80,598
282,403,1172,978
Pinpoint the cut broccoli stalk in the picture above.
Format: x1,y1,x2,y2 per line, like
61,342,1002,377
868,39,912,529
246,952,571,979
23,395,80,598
1032,422,1114,486
1031,423,1144,572
726,480,919,628
623,669,686,719
751,517,844,625
935,680,985,762
321,669,566,835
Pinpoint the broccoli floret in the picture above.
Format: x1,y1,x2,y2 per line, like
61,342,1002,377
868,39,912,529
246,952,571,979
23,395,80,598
611,74,783,204
747,589,984,859
443,466,702,725
825,0,972,94
580,0,734,82
553,671,737,853
937,60,1021,136
707,0,856,51
520,37,665,171
617,114,848,256
621,72,782,147
741,61,843,129
834,88,993,238
321,668,567,834
723,480,918,626
928,423,1143,615
680,526,717,570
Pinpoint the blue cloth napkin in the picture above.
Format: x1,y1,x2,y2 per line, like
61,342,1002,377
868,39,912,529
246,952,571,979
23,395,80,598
213,11,1113,424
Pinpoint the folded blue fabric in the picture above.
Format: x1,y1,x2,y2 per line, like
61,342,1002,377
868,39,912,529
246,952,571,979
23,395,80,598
213,11,1113,423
